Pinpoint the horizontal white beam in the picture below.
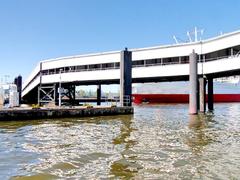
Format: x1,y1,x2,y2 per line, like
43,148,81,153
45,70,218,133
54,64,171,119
22,57,240,97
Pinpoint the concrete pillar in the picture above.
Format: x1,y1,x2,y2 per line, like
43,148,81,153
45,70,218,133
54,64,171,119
97,84,101,106
189,50,198,114
120,48,132,106
199,77,206,113
208,77,214,111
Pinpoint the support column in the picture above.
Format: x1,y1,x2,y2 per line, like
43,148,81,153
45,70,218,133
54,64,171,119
72,85,76,104
199,77,206,113
54,84,58,105
14,75,22,105
230,48,234,56
38,86,40,105
38,62,43,105
38,84,56,106
65,84,76,105
120,48,132,107
208,77,214,111
97,84,101,106
189,50,198,114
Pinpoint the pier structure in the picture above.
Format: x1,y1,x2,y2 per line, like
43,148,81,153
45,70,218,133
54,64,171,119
189,50,214,114
0,106,134,121
22,30,240,111
30,48,133,107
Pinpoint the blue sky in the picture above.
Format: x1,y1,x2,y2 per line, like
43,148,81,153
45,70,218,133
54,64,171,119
0,0,240,83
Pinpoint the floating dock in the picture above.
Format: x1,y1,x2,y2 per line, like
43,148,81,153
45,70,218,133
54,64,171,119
0,106,134,121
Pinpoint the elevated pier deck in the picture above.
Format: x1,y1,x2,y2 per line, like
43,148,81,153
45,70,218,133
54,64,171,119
0,106,134,121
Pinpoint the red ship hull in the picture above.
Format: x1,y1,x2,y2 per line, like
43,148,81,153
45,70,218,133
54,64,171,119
132,94,240,104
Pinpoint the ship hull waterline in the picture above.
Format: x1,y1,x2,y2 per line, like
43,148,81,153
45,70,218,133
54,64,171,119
132,94,240,104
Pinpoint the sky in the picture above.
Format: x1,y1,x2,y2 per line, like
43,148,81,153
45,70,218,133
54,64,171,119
0,0,240,84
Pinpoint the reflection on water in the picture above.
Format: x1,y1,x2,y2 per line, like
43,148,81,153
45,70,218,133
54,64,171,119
111,115,140,178
187,114,214,153
0,103,239,179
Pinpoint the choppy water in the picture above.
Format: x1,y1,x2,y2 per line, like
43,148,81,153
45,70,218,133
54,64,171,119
0,103,240,179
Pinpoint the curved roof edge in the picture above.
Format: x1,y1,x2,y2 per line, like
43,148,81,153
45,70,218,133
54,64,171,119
131,29,240,52
41,50,121,63
41,29,240,62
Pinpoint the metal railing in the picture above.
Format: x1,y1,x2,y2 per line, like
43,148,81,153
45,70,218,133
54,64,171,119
41,66,119,76
123,95,131,106
207,54,240,62
133,54,240,68
40,54,240,76
23,54,240,93
104,95,131,107
105,96,119,107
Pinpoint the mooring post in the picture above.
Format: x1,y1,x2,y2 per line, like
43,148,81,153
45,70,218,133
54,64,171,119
189,50,198,114
14,75,22,105
120,48,132,107
97,84,101,106
199,77,206,113
207,77,214,111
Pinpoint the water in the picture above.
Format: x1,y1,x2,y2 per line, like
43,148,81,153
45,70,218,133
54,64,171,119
0,103,240,179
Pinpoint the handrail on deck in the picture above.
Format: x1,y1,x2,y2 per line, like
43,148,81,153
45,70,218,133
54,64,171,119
23,54,240,93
